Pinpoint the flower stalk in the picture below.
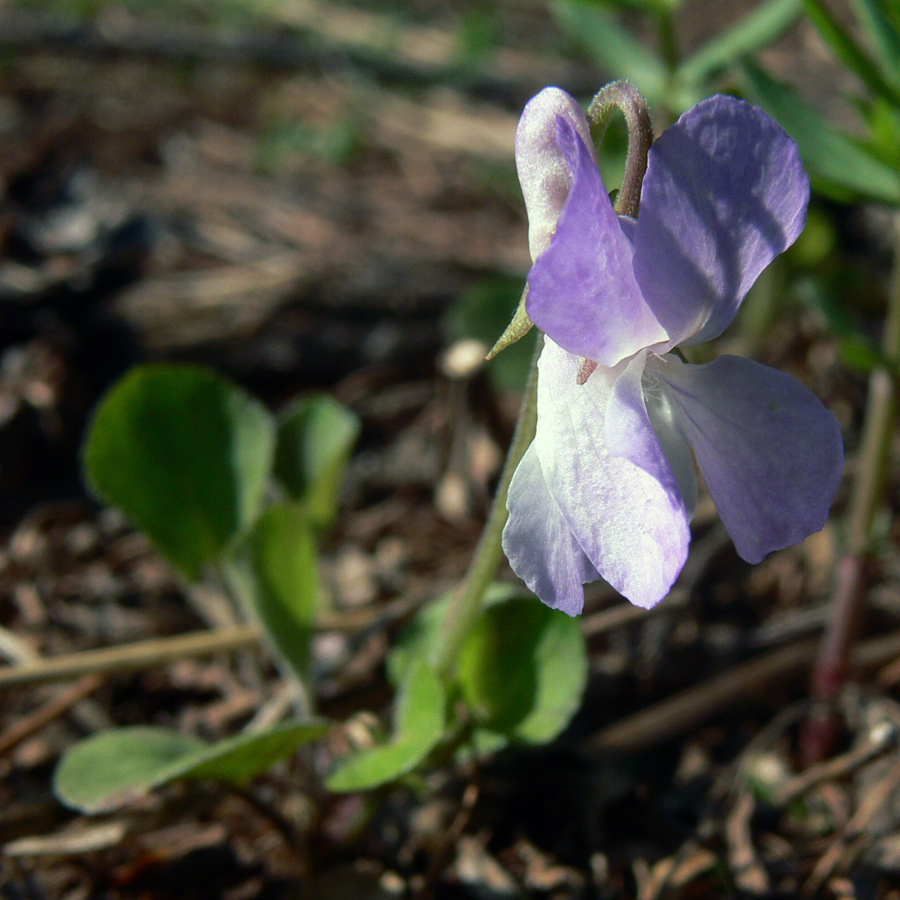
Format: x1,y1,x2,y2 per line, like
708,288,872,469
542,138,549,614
587,81,654,217
805,214,900,760
434,337,541,677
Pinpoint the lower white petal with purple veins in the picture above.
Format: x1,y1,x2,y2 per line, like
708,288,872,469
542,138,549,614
502,443,599,616
504,340,691,611
654,354,844,564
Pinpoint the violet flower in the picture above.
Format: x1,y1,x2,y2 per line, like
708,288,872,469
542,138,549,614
502,87,844,614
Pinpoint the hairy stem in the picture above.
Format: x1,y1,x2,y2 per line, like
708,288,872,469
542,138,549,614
587,80,653,217
434,337,542,677
805,215,900,760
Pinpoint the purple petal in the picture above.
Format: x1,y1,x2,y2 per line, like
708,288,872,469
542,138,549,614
526,117,668,366
531,340,690,608
516,87,596,261
502,443,599,616
633,96,809,348
656,354,844,564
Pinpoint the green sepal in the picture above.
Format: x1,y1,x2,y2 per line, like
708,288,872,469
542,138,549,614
486,285,533,360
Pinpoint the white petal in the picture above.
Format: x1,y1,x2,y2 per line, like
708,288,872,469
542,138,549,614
502,443,598,616
533,340,690,608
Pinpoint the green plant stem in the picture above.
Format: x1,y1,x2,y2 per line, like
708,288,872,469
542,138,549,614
434,337,542,677
216,561,316,717
805,215,900,759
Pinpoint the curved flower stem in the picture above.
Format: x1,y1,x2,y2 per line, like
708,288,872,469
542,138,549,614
434,337,542,678
587,81,653,218
804,215,900,761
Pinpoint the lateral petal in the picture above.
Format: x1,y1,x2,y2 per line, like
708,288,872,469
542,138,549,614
658,354,844,564
502,442,599,616
633,96,809,348
534,340,690,608
526,117,668,366
608,351,699,516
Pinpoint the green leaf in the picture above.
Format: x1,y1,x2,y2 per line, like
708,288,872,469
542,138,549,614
851,0,900,83
55,722,329,814
677,0,801,86
550,0,668,105
54,728,205,813
386,595,451,688
868,96,900,169
273,395,360,532
840,336,885,373
456,597,587,743
564,0,682,13
803,0,900,107
225,502,320,678
387,582,526,687
740,62,900,204
327,658,446,792
84,364,275,581
463,728,510,760
171,721,330,782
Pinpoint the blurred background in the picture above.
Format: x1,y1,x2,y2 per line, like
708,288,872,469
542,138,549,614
2,0,900,897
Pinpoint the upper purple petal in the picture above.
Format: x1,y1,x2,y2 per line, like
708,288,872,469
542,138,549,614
530,340,690,608
633,96,809,348
656,354,843,563
516,87,596,261
525,117,668,366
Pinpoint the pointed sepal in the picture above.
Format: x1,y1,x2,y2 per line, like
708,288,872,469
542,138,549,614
486,285,534,361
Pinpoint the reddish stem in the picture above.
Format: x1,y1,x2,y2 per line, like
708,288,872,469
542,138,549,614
802,216,900,763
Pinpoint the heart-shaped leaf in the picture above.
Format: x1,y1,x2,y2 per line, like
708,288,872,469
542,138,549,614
457,596,587,744
84,364,276,580
387,582,525,688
